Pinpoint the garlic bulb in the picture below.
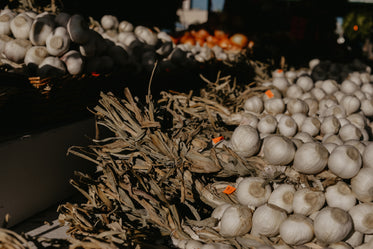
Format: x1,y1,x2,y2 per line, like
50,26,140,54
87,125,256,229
303,98,318,116
262,88,281,101
279,214,314,245
286,84,303,99
314,207,353,244
278,115,297,137
311,87,326,101
318,96,338,113
339,124,362,141
264,98,285,115
300,117,320,137
349,203,373,234
29,14,56,46
351,167,373,202
0,34,12,54
273,77,289,93
354,89,367,102
328,145,361,179
101,15,119,30
268,184,295,213
38,56,66,77
4,38,31,63
257,115,277,134
296,75,314,92
24,45,48,67
341,95,361,115
10,13,33,39
321,105,346,119
236,177,271,207
340,79,358,94
211,203,232,220
361,83,373,96
320,115,340,135
60,50,84,75
0,12,13,35
325,182,356,211
362,142,373,168
118,20,134,32
292,188,325,216
293,142,328,174
287,98,309,115
46,26,70,56
134,25,158,46
361,99,373,117
291,113,307,129
251,204,287,237
219,204,252,237
230,125,261,157
243,95,263,113
262,135,296,165
321,79,339,95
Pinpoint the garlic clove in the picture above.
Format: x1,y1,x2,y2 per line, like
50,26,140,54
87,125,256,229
268,184,295,213
219,204,252,237
341,95,361,115
262,135,296,165
327,145,361,179
236,176,271,207
349,203,373,234
292,188,325,216
10,13,33,39
251,204,287,237
351,167,373,202
325,182,356,211
279,214,314,245
46,26,70,56
314,207,353,244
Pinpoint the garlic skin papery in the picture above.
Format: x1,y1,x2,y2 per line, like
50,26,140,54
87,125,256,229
257,115,277,134
325,182,356,211
243,95,263,113
264,98,285,115
314,207,353,244
349,203,373,234
351,167,373,203
293,142,329,174
251,204,287,237
262,135,296,165
218,204,252,237
320,115,340,135
278,115,297,137
230,125,261,157
279,214,314,246
268,184,295,213
236,177,271,208
292,188,325,216
327,145,362,179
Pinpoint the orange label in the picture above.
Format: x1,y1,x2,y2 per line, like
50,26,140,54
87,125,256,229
265,90,274,98
212,136,224,145
223,185,236,194
277,69,283,73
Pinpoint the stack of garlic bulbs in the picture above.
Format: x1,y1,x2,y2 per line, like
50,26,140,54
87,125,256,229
171,60,373,249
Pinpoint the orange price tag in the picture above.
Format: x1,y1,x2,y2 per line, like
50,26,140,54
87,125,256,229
223,185,236,195
277,69,283,73
212,136,224,145
265,89,274,99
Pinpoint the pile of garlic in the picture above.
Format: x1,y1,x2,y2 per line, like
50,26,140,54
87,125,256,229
0,9,243,78
172,60,373,249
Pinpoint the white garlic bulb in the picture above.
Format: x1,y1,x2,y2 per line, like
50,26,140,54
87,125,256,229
38,56,66,77
321,79,339,95
296,75,313,92
325,182,356,211
24,45,48,67
0,34,12,54
311,87,326,101
251,204,287,237
287,98,309,115
46,26,70,56
320,115,340,135
346,113,366,129
293,132,314,144
279,214,314,245
291,113,307,130
292,188,325,216
286,84,303,99
101,15,119,30
236,177,271,207
361,99,373,117
134,25,158,46
303,98,318,116
60,50,84,75
328,145,361,179
0,12,13,35
219,204,252,237
334,90,346,104
349,203,373,234
344,139,365,155
293,142,328,174
257,115,277,134
278,115,297,137
345,230,364,248
339,124,362,141
4,38,31,63
273,77,289,93
262,135,296,165
341,95,361,115
211,203,232,220
341,79,358,94
351,167,373,202
10,13,33,39
264,98,285,115
118,20,134,32
262,88,282,101
268,184,295,213
362,142,373,168
361,83,373,96
243,95,264,113
313,207,353,244
230,125,261,157
300,117,320,137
